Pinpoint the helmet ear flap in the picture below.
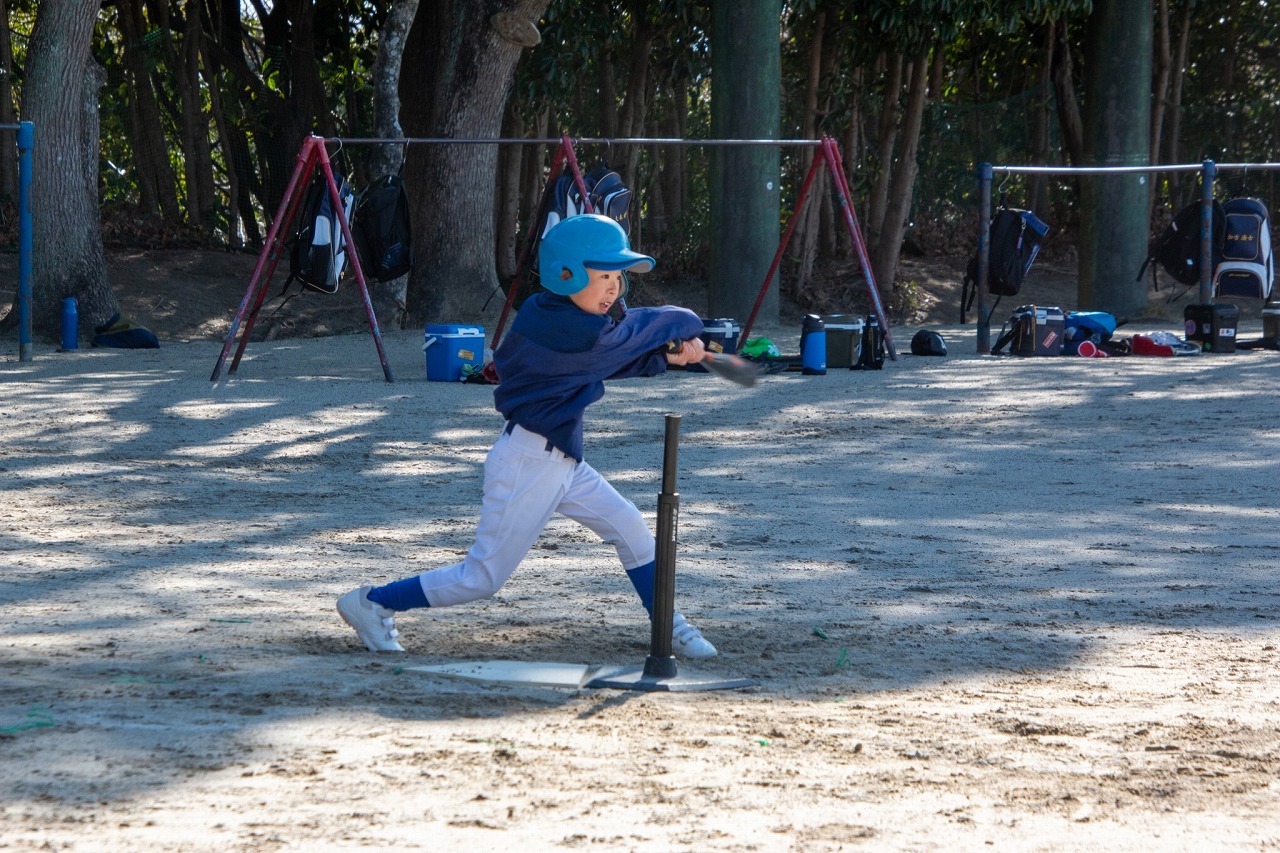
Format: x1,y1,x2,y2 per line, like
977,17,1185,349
540,225,589,295
561,259,587,295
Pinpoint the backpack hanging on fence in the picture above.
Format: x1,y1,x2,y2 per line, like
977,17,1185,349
511,164,635,306
353,173,414,283
288,172,355,294
960,205,1049,322
541,165,633,237
1136,199,1225,295
1214,197,1273,300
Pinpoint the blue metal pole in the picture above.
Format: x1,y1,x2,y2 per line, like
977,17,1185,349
17,121,33,362
977,162,993,353
1200,160,1215,305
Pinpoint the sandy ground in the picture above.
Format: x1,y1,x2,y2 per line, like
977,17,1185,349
2,277,1279,852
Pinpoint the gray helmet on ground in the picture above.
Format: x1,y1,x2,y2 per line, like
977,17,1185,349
538,214,654,296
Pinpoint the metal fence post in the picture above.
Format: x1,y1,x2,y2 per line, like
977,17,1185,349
977,162,993,353
1199,159,1216,305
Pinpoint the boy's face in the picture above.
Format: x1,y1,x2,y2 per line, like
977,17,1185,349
569,267,623,315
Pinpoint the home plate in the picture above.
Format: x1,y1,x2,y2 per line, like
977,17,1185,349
405,661,630,689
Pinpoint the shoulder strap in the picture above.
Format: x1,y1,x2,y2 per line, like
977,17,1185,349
991,310,1017,354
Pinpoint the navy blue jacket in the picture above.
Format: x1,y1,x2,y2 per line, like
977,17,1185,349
493,293,702,461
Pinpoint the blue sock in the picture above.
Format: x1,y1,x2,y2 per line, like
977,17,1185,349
625,560,656,618
367,576,429,611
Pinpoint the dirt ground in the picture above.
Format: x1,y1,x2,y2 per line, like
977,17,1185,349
1,250,1278,851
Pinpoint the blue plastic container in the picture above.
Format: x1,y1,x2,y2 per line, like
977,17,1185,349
801,314,826,374
424,324,484,381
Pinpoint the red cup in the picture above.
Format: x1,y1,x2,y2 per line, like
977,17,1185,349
1077,340,1109,358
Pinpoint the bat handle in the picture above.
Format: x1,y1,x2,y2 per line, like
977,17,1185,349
664,339,707,358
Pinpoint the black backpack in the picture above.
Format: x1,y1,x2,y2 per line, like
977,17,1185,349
961,206,1049,322
353,173,414,283
852,313,885,369
1136,199,1225,293
288,172,355,294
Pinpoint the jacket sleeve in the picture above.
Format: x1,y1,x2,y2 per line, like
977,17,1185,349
596,306,703,380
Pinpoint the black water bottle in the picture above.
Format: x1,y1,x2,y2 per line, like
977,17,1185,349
801,314,826,375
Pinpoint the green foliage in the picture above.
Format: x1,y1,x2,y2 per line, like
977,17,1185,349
6,0,1279,265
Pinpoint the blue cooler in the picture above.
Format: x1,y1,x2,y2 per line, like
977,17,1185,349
688,317,740,372
424,324,485,381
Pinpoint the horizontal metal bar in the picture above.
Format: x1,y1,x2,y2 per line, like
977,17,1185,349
992,163,1204,175
330,136,824,147
993,161,1280,175
1213,162,1280,171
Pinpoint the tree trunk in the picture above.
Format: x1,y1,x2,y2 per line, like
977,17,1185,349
368,0,419,179
709,0,781,322
0,0,16,204
838,65,864,257
6,0,119,339
617,9,654,189
598,57,618,139
867,52,903,246
1165,1,1192,206
793,6,826,292
114,0,181,221
1078,0,1153,316
1051,21,1085,167
177,0,216,233
400,0,550,326
282,0,334,145
870,50,930,295
201,0,282,242
657,80,688,240
496,101,524,282
521,107,550,233
1029,24,1053,216
364,0,420,329
1151,0,1171,166
201,0,325,219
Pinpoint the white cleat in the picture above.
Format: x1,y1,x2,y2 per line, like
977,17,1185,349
337,586,405,652
672,612,717,659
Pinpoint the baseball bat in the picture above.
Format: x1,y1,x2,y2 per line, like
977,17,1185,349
665,341,762,387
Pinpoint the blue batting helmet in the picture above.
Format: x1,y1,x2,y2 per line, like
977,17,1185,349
538,214,654,296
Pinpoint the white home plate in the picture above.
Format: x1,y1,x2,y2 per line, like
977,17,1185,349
406,661,628,689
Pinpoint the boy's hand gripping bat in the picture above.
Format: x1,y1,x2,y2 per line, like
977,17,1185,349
665,341,763,387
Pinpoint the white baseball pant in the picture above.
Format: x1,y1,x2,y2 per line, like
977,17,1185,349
415,422,655,607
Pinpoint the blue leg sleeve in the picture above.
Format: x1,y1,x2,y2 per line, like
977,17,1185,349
625,560,656,618
367,576,430,612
